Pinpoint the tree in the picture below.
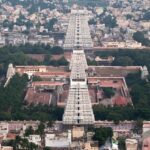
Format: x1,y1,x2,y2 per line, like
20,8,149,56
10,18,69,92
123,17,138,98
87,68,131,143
2,19,14,31
143,10,150,20
93,127,113,146
102,87,115,98
47,120,54,128
32,76,42,82
133,119,143,134
24,126,34,137
126,14,133,20
133,31,150,46
45,18,57,31
102,15,117,28
88,18,97,25
49,57,69,66
50,46,64,55
118,137,126,150
13,135,38,150
113,56,133,66
43,54,51,65
35,122,45,136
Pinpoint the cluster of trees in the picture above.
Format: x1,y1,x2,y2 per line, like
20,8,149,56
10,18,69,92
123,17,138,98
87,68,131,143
117,136,126,150
68,0,108,7
93,72,150,122
95,50,150,70
101,15,117,28
112,1,123,8
5,0,55,13
142,10,150,21
0,74,64,121
2,136,38,150
0,44,68,76
2,17,33,32
93,50,150,121
44,18,58,31
24,122,45,137
126,14,133,20
48,57,69,66
133,31,150,47
102,87,115,98
88,18,97,25
92,127,113,146
15,44,64,55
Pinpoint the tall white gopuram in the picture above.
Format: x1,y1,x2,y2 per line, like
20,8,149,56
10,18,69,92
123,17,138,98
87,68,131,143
63,50,95,125
63,10,93,49
4,63,15,87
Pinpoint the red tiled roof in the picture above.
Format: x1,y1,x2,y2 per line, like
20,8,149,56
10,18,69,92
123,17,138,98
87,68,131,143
35,72,70,76
6,133,17,140
113,96,128,106
25,88,51,105
32,81,64,87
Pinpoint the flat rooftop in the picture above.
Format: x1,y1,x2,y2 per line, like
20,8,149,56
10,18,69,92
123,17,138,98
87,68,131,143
88,66,141,77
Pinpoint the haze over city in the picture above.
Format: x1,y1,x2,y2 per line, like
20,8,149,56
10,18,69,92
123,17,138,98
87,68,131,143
0,0,150,150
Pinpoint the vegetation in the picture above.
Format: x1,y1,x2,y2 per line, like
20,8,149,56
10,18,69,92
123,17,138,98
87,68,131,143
15,44,64,55
88,18,97,25
113,56,134,66
133,31,150,47
2,135,38,150
5,0,55,13
92,127,113,146
0,74,64,121
32,76,43,82
44,18,57,31
93,50,150,121
142,10,150,21
94,50,150,70
94,71,150,121
118,136,126,150
132,119,143,134
0,44,68,76
126,14,133,20
102,87,115,98
24,126,35,137
68,0,108,7
101,15,117,28
49,57,69,66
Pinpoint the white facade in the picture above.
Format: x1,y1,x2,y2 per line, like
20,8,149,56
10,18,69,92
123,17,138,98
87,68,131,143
45,130,71,148
141,66,149,79
4,63,16,87
0,35,5,47
0,122,9,136
63,10,93,49
63,50,95,125
6,64,15,79
28,135,41,146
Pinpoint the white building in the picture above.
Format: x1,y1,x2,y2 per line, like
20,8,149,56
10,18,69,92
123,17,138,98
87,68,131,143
45,130,71,148
125,139,138,150
4,63,16,87
28,135,41,146
141,66,149,80
0,122,9,136
0,35,6,47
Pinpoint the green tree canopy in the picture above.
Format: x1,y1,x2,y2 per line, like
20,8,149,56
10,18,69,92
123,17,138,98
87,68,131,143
93,127,113,146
